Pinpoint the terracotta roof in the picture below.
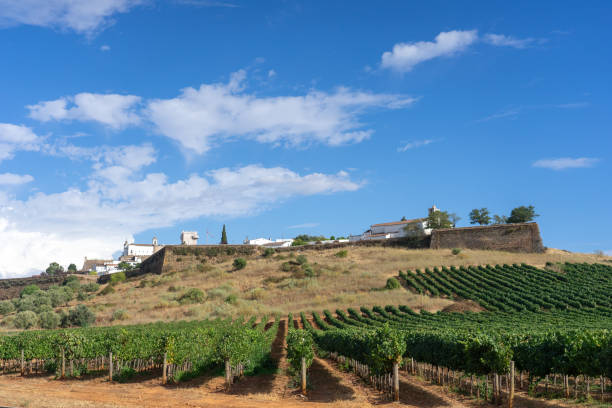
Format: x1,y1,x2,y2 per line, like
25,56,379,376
81,259,113,271
371,218,425,227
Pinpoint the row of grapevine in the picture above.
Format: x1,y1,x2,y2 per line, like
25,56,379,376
0,315,279,384
398,263,612,312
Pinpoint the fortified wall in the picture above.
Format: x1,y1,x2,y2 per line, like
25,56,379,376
127,237,430,280
429,222,544,253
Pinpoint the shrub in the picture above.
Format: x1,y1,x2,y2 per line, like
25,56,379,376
303,264,315,278
111,309,128,321
0,300,15,315
36,304,53,315
88,270,98,276
58,310,69,327
110,272,126,284
295,255,308,265
335,250,348,258
63,275,80,288
68,305,96,327
48,286,73,306
451,248,462,255
81,282,100,293
39,311,60,329
20,284,40,297
262,248,275,257
225,294,238,304
281,262,293,272
249,287,265,300
178,288,205,305
16,296,36,312
14,311,38,329
385,277,400,290
99,284,115,296
233,258,247,270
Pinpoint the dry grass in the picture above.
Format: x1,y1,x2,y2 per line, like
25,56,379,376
6,246,610,329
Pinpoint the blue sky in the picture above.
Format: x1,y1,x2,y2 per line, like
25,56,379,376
0,0,610,277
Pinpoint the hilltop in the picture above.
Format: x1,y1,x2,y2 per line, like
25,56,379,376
4,245,606,329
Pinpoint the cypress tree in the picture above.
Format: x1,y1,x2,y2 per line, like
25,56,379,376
220,224,228,244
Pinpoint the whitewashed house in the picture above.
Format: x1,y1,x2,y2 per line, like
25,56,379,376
349,206,439,242
244,237,294,248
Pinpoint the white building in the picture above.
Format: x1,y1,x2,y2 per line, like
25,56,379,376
244,237,294,248
181,231,199,245
349,206,439,242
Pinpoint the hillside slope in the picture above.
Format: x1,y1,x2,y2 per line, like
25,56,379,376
47,246,611,328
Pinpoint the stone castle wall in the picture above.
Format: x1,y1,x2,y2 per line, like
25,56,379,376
430,222,544,253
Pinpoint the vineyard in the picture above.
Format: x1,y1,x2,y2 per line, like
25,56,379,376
1,261,611,407
0,315,278,386
295,262,612,404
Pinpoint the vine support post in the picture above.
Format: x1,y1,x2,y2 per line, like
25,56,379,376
575,375,579,399
20,349,24,376
61,348,65,379
492,374,497,404
564,374,569,398
601,376,605,403
225,359,232,390
508,361,515,408
586,376,590,399
108,352,113,382
470,375,474,396
393,362,400,402
300,357,307,395
162,352,167,385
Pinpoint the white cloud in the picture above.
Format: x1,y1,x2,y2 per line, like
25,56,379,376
287,222,319,229
397,139,435,152
268,69,276,78
0,0,143,34
0,152,361,277
100,44,111,51
28,93,142,129
381,30,478,72
0,173,34,185
147,70,415,153
483,34,535,49
0,123,41,162
533,157,600,170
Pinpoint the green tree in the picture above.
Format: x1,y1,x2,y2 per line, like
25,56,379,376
118,261,133,271
39,311,61,329
13,311,38,329
507,205,539,223
449,212,461,228
20,284,40,297
67,305,96,327
45,262,64,275
492,214,508,224
0,300,15,315
426,210,453,230
469,208,491,225
220,224,228,244
67,263,77,273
